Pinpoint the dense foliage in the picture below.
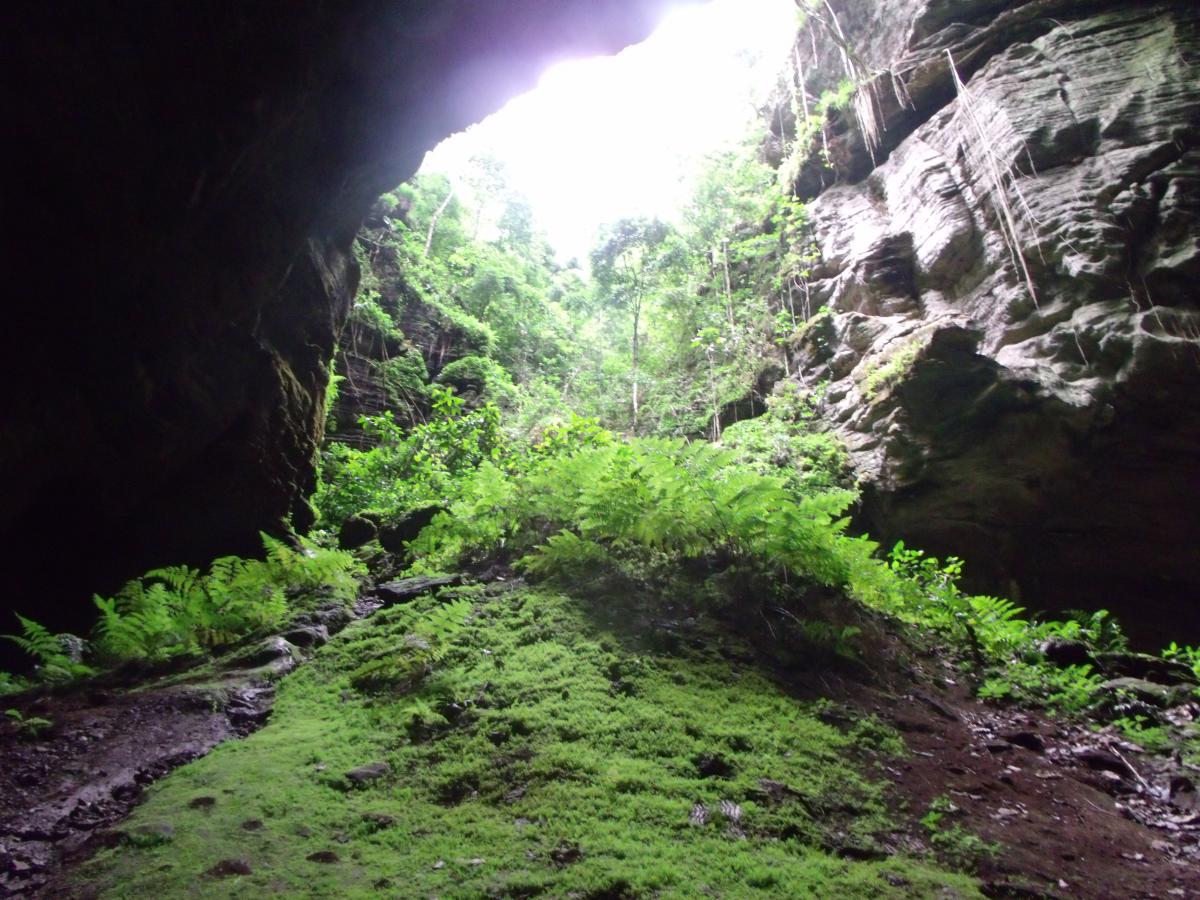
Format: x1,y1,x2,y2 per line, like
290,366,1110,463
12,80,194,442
329,139,810,451
2,535,364,688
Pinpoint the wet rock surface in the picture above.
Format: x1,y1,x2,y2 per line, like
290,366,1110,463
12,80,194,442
378,505,449,555
344,762,391,788
375,574,465,607
780,0,1200,643
0,683,258,897
0,603,354,897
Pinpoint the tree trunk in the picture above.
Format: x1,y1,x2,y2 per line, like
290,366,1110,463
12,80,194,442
631,298,641,432
721,240,734,329
707,351,720,441
424,186,455,257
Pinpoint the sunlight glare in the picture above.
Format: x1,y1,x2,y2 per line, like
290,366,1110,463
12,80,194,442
420,0,795,262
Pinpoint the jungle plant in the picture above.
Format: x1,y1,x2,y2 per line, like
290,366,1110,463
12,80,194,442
977,663,1102,715
1110,714,1172,754
315,386,507,525
407,433,879,606
0,671,24,696
920,795,1000,873
90,534,364,663
2,615,95,684
720,384,851,495
5,708,53,739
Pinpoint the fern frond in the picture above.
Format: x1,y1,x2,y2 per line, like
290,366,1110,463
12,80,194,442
3,614,64,663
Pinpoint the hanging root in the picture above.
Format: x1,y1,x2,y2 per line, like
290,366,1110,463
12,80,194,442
946,50,1041,308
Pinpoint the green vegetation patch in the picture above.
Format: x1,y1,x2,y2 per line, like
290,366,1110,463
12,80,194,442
74,588,980,898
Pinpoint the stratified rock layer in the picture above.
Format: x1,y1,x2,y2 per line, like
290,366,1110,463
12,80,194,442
784,0,1200,642
2,1,680,638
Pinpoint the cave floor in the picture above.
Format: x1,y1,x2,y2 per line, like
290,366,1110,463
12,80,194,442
2,581,1198,899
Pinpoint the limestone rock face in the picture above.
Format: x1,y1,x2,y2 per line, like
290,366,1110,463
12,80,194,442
783,0,1200,642
3,1,683,638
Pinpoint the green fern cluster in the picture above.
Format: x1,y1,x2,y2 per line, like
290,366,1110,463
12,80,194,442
92,534,364,663
2,614,95,683
2,533,366,680
92,556,285,662
408,437,883,604
258,534,363,604
400,432,1185,719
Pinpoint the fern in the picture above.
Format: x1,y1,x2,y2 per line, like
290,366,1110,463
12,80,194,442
260,533,364,602
91,533,365,663
518,531,613,581
3,614,95,683
4,614,63,663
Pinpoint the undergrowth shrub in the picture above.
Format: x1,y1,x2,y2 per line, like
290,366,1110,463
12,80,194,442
3,615,96,684
315,386,506,525
90,534,364,663
3,534,365,677
435,355,517,406
720,382,851,494
407,436,881,601
0,671,23,697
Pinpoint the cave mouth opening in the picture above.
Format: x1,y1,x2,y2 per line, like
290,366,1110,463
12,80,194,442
415,0,796,266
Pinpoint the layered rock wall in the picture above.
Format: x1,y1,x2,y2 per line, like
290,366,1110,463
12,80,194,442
784,0,1200,642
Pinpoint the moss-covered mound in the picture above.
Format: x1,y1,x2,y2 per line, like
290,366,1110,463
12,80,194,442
73,585,979,898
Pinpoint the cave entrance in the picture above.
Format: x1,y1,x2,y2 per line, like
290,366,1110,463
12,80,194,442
332,0,798,443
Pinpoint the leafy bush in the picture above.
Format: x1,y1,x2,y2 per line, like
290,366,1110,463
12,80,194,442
315,386,507,525
0,671,25,696
721,417,850,494
530,414,614,458
349,292,401,341
407,434,881,605
377,351,429,413
977,663,1101,715
1111,714,1173,753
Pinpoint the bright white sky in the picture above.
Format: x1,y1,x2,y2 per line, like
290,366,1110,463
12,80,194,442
420,0,796,262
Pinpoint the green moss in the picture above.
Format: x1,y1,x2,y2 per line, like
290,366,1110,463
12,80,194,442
860,338,923,400
376,351,429,413
436,355,517,406
74,588,981,898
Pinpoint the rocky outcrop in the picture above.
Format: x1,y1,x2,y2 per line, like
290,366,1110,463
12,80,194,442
782,1,1200,642
3,1,682,641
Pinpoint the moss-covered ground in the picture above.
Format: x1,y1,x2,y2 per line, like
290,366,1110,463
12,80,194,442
74,585,981,898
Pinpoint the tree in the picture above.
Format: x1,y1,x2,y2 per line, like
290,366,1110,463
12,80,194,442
589,218,671,432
